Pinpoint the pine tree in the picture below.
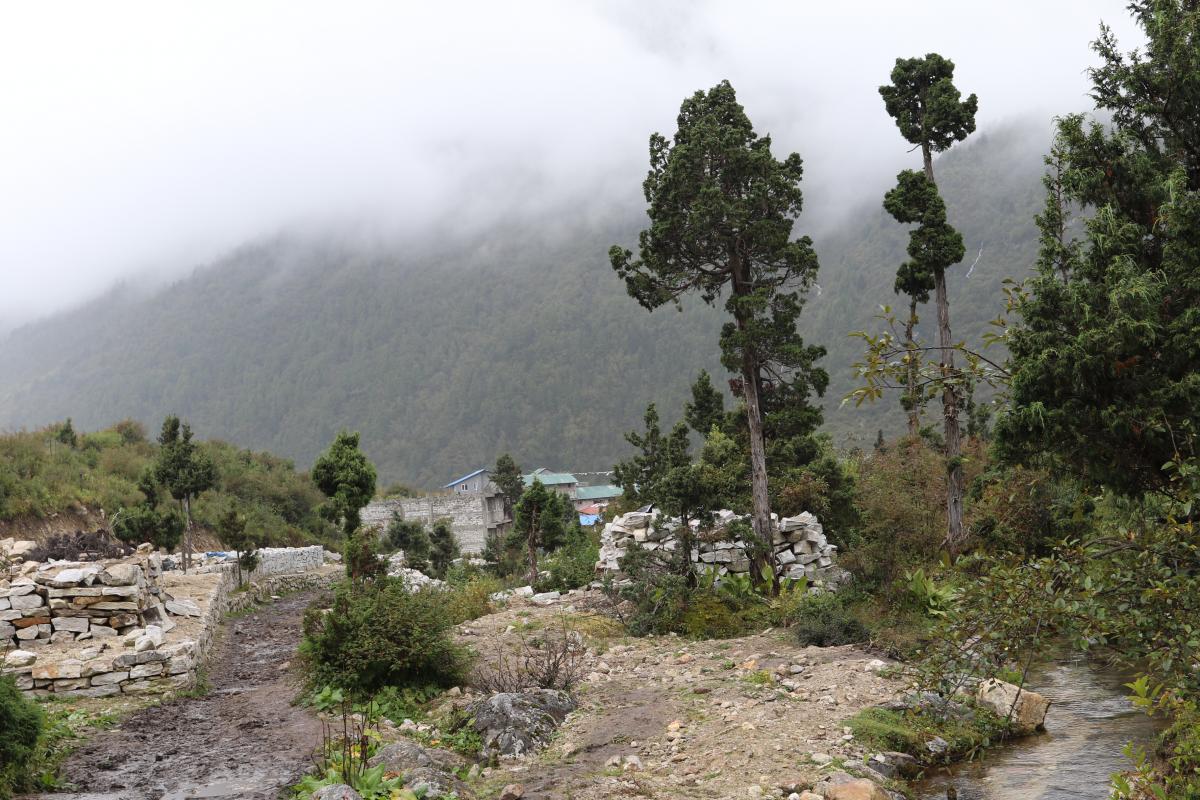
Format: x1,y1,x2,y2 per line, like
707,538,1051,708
610,81,825,588
612,403,690,507
509,478,553,585
684,370,726,436
429,518,460,579
883,170,966,436
311,431,377,537
879,54,977,553
492,453,524,522
996,2,1200,496
153,415,216,571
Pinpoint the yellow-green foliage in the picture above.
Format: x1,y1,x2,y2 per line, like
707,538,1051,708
443,576,502,625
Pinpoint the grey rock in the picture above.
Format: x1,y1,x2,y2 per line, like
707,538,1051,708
878,750,921,779
470,689,577,757
52,616,90,633
165,598,202,617
367,740,466,796
10,593,44,610
129,662,164,679
4,649,37,667
311,785,362,800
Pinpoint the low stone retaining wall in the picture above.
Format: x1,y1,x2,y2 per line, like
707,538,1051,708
221,568,339,616
2,551,180,651
597,509,848,587
3,544,336,698
250,545,325,577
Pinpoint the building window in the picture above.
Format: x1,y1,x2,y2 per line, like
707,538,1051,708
461,484,468,491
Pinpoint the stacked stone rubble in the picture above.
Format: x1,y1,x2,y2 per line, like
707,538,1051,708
1,542,183,650
596,509,846,586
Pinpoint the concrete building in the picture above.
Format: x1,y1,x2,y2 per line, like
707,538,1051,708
523,467,578,499
574,484,623,511
361,467,510,554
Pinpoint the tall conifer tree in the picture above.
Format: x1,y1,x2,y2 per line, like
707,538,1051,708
611,81,825,587
879,54,977,552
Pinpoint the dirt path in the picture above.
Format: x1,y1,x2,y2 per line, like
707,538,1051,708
39,590,323,800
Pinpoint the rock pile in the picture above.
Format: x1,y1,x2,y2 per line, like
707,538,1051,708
596,509,846,586
1,541,186,650
384,555,448,590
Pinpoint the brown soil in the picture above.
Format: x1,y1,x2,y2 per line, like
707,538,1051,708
37,590,323,800
0,510,221,553
459,592,904,800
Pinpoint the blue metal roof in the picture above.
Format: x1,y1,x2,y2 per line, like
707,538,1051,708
442,467,488,490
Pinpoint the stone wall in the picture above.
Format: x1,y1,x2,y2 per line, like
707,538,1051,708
251,545,325,577
1,551,176,650
2,542,334,698
597,509,848,587
362,494,493,554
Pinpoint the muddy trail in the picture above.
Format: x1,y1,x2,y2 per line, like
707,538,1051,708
40,590,324,800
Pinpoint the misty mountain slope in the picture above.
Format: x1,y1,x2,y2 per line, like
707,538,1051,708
810,122,1048,441
0,123,1049,485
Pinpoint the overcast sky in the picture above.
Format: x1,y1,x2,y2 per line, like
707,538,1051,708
0,1,1141,327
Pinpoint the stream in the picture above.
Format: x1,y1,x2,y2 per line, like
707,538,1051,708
916,655,1165,800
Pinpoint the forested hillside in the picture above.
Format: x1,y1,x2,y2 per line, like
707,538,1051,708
0,121,1048,486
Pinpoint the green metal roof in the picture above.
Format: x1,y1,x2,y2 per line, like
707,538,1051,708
523,467,577,487
575,484,623,500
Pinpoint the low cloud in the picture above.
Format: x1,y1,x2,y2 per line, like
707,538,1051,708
0,1,1141,325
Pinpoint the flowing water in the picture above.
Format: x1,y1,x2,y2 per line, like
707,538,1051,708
916,656,1165,800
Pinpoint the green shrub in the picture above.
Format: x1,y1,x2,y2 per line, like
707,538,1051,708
384,514,430,572
534,528,599,593
790,591,869,647
300,578,470,697
111,504,184,551
342,530,386,582
0,674,43,798
428,518,459,579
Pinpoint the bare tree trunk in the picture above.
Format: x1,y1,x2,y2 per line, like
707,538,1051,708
730,254,778,593
934,268,966,553
526,508,539,586
904,298,920,437
182,496,192,573
740,352,777,593
924,145,966,554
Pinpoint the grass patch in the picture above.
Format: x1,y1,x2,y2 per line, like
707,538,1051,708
847,704,1011,765
562,613,626,643
742,669,775,687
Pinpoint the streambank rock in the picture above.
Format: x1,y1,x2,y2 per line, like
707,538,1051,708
470,689,577,757
975,678,1050,735
812,771,894,800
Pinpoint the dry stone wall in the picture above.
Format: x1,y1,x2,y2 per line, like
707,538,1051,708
1,539,333,698
1,549,177,650
597,509,847,587
251,545,325,576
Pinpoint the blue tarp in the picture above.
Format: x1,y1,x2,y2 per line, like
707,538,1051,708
579,513,601,526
